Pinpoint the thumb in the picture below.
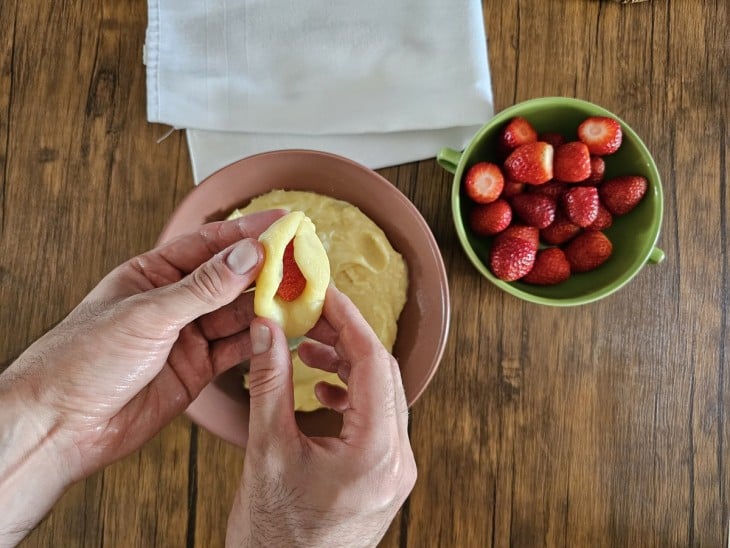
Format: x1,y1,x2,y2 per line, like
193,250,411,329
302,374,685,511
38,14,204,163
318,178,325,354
247,318,298,446
146,238,263,327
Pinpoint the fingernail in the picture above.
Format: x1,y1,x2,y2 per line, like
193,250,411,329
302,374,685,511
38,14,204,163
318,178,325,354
226,239,258,275
251,323,272,355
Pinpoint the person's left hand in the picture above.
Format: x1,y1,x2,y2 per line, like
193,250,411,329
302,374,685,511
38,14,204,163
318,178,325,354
1,210,283,480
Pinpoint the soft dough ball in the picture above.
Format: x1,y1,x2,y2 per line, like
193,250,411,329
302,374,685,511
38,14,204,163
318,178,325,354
254,211,330,338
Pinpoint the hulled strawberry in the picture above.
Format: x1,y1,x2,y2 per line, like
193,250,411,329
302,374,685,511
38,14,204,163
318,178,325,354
585,156,606,184
499,117,538,151
511,193,557,229
553,141,592,183
504,142,554,185
498,224,540,250
577,116,623,156
540,212,582,245
599,175,648,215
522,248,571,285
564,231,613,273
562,186,600,227
489,236,537,281
464,162,505,204
502,179,526,198
586,203,613,231
469,200,512,236
529,181,568,200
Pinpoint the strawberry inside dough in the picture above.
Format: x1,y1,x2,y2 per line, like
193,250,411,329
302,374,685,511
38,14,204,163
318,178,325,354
277,240,307,302
253,210,330,339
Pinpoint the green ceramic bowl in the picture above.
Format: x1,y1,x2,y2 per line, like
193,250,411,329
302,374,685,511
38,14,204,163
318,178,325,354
437,97,664,306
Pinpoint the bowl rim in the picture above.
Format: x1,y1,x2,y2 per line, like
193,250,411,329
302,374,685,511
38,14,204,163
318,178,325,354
157,149,451,445
450,97,664,306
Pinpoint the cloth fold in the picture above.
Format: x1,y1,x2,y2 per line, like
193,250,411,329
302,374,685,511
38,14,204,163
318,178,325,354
145,0,494,183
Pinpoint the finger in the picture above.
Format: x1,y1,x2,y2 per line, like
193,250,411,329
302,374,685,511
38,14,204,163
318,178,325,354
210,330,253,372
154,209,286,274
389,358,410,442
138,238,264,329
321,285,398,441
198,291,256,340
297,340,351,384
314,382,349,413
305,316,338,346
247,318,299,447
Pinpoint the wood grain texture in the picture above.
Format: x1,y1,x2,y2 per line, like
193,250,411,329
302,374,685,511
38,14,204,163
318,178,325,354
1,0,727,547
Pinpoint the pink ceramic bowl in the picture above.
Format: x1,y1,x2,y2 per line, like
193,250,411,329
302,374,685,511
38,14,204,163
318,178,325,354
157,150,450,447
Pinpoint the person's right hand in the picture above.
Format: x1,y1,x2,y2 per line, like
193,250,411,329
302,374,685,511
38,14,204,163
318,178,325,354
226,285,417,548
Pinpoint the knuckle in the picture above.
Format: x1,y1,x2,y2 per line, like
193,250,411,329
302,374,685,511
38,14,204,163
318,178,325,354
187,265,226,304
403,451,418,491
370,447,412,499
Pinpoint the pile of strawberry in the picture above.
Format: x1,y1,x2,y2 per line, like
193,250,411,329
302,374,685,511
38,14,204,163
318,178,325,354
463,115,648,285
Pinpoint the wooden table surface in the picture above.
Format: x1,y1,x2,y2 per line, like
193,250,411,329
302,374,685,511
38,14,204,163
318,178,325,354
2,1,728,546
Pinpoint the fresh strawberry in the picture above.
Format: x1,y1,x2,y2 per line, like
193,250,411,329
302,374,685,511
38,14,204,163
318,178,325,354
538,132,566,149
489,237,537,281
510,193,556,228
599,175,648,215
540,212,582,245
529,181,568,200
522,248,571,285
504,142,554,185
553,141,592,183
586,203,613,230
464,162,505,204
498,224,540,250
564,231,613,273
562,186,599,227
502,179,526,198
584,156,606,184
469,200,512,236
499,117,538,151
277,241,307,301
577,116,623,156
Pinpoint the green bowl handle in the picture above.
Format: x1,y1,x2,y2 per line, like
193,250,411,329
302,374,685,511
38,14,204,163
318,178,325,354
437,147,462,174
647,246,665,264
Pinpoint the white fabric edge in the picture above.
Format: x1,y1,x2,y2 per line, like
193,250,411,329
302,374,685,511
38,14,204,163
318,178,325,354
186,126,485,184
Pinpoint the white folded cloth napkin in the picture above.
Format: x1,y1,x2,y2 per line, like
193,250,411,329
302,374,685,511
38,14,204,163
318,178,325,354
145,0,494,183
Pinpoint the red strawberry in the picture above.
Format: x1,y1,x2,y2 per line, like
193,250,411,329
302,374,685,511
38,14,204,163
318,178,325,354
564,231,613,273
277,241,307,301
489,237,537,281
577,116,623,156
585,156,606,184
469,200,512,236
499,117,538,151
498,224,540,250
511,193,556,229
562,186,600,227
502,179,526,198
586,203,613,230
464,162,504,204
540,212,582,245
504,142,554,185
538,132,566,149
599,175,648,215
529,181,568,200
553,141,592,183
522,248,571,285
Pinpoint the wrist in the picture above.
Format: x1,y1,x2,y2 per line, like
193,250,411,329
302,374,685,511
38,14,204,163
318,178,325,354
0,367,73,546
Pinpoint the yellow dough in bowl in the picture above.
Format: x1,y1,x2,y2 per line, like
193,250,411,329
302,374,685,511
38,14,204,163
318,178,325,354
230,190,408,411
254,211,330,339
